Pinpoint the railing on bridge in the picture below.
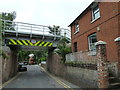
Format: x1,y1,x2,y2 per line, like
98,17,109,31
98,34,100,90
0,19,71,40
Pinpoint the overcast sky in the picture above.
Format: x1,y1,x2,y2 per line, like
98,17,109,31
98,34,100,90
0,0,94,29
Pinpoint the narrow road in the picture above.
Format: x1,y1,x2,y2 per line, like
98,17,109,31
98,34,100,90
3,65,79,89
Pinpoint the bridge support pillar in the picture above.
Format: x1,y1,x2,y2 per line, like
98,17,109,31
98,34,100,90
9,46,20,77
46,47,56,72
2,45,20,83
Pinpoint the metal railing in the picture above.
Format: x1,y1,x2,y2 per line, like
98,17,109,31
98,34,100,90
0,19,71,40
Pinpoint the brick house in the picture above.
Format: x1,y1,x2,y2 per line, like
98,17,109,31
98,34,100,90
69,2,120,62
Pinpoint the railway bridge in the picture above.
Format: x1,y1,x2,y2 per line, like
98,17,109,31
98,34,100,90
1,19,70,83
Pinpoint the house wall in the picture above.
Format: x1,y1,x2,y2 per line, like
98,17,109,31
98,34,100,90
71,2,119,62
118,2,120,36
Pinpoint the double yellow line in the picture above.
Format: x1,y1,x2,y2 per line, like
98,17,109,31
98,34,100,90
40,67,73,90
51,75,73,90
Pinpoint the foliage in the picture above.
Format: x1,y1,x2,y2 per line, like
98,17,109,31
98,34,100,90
18,48,48,63
48,25,61,35
2,50,8,59
56,38,71,63
65,61,97,70
0,20,2,46
1,12,16,30
1,12,16,46
2,12,14,21
0,12,16,59
40,57,46,61
18,50,31,62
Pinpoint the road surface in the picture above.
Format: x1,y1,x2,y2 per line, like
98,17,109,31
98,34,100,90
3,65,80,89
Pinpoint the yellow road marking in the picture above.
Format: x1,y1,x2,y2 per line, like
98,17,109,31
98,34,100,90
40,66,73,90
1,72,21,88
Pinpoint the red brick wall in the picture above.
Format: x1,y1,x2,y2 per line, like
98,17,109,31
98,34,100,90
71,2,119,62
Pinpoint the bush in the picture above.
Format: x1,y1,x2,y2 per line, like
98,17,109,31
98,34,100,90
55,38,71,63
40,57,46,61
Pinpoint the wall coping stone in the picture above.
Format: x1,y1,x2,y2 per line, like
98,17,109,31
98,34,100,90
95,40,107,46
114,37,120,42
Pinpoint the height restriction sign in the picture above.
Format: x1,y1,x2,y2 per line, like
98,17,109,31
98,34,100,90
31,39,36,44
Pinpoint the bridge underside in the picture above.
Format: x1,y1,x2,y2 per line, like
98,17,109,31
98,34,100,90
20,45,48,51
4,30,62,47
5,39,55,51
5,39,53,47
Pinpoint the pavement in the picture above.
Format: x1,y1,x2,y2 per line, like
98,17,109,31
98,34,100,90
2,65,80,89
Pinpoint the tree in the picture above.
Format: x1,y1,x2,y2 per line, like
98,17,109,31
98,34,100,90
48,25,61,35
18,48,48,63
0,12,16,59
55,38,71,63
1,12,16,30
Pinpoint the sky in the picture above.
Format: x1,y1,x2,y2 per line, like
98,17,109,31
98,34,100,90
0,0,95,29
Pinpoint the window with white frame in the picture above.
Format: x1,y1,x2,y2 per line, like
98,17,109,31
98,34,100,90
92,5,100,21
75,23,79,33
88,33,97,52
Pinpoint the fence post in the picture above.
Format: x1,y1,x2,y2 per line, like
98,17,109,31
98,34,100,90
114,37,120,77
95,41,109,88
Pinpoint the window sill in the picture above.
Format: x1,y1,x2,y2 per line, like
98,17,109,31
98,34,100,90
74,30,79,35
91,16,101,24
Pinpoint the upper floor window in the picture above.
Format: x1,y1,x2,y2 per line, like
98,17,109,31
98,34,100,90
74,23,79,34
88,33,97,52
92,5,100,21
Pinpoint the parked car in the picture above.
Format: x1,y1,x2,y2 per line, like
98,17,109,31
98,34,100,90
18,62,27,71
23,61,28,65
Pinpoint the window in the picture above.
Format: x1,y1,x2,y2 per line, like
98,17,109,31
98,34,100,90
74,42,77,52
92,5,100,21
75,23,79,33
88,33,97,52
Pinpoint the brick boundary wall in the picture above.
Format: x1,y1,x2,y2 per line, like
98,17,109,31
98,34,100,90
47,51,98,88
95,41,109,88
115,37,120,77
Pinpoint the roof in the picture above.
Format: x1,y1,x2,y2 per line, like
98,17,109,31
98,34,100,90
68,2,96,27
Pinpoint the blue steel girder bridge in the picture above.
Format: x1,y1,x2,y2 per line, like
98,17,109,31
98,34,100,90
1,19,71,49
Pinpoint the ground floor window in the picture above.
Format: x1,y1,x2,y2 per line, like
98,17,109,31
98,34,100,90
88,33,97,55
74,42,77,52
